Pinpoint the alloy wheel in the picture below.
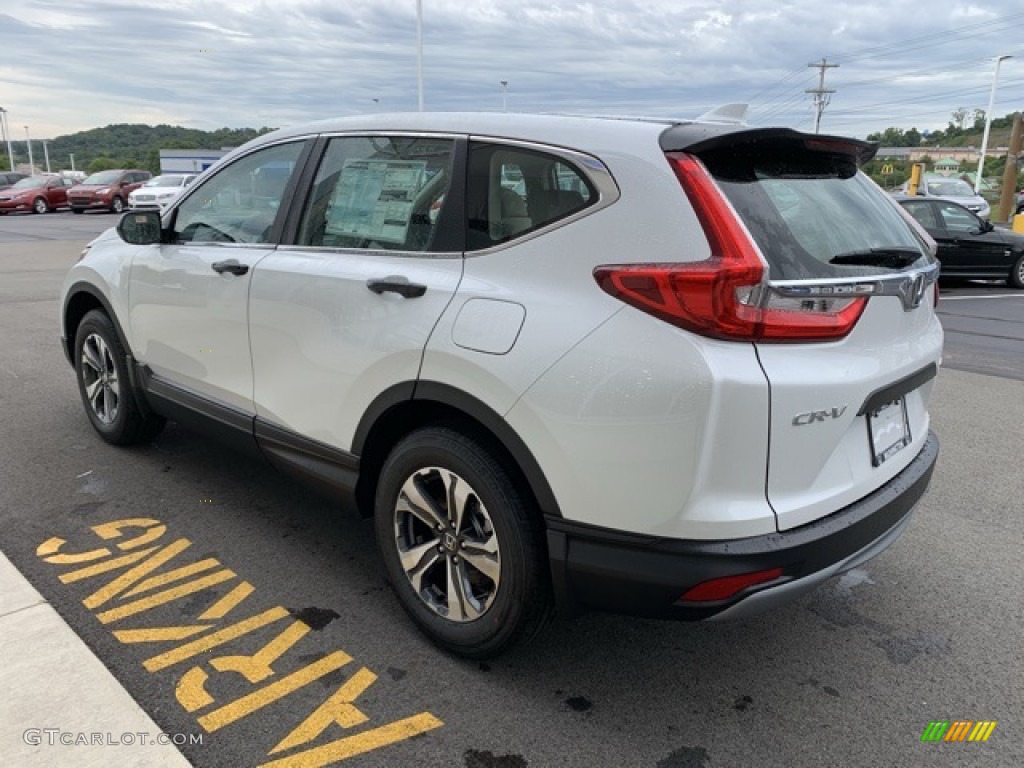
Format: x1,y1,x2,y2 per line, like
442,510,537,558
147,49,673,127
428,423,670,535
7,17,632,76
393,466,500,622
80,333,120,424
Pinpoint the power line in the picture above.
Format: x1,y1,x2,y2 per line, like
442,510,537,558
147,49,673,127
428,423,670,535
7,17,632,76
828,11,1024,63
826,78,1024,115
745,64,811,106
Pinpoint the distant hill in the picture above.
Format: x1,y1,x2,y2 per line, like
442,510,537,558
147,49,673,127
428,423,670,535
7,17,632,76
865,111,1019,148
5,124,276,174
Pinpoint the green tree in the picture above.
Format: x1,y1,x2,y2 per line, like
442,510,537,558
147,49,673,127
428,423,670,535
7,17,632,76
87,156,119,174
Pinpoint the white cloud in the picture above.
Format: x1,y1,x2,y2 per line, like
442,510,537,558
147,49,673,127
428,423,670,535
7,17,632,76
0,0,1021,140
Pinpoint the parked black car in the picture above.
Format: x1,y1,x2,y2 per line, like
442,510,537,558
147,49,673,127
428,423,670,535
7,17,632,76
899,198,1024,289
0,171,28,190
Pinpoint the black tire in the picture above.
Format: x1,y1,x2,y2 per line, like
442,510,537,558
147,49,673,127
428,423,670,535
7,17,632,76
33,197,49,214
374,426,552,658
71,208,84,214
110,196,125,214
73,309,165,445
1010,254,1024,290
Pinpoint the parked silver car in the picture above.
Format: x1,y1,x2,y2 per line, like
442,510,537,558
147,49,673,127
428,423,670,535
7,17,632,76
895,175,990,219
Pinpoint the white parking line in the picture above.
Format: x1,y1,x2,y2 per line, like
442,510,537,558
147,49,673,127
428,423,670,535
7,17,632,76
940,294,1024,300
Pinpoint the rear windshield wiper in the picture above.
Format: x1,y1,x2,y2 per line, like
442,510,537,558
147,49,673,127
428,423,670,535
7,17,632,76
829,247,923,269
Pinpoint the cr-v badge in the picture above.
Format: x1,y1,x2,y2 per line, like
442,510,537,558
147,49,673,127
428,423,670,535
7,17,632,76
792,406,848,426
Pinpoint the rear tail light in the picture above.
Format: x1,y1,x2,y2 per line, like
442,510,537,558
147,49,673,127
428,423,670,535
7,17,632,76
680,567,786,602
593,153,867,342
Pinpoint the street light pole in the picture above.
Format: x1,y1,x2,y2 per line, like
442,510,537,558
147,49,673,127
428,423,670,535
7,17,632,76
975,54,1012,194
501,81,508,112
0,108,13,172
42,140,51,173
416,0,424,111
24,125,34,173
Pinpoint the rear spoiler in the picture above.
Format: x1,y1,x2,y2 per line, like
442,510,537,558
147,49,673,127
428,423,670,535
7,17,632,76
659,125,878,166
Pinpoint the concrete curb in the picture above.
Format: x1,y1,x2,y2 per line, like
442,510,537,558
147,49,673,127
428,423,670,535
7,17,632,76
0,551,193,767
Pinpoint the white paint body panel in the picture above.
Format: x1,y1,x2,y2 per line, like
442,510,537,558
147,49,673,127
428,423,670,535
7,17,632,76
755,292,943,530
127,243,273,411
506,308,775,539
248,249,463,450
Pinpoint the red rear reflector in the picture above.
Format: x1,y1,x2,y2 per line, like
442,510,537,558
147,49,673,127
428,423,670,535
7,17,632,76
680,567,785,602
593,153,867,342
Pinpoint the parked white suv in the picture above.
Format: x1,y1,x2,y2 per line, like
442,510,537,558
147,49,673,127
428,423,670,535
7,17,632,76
128,173,197,211
60,112,942,657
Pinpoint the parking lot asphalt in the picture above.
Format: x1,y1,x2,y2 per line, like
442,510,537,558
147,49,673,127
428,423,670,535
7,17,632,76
936,284,1024,381
0,211,1021,768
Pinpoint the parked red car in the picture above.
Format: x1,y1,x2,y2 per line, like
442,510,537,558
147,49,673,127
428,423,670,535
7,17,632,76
0,175,75,214
67,169,151,214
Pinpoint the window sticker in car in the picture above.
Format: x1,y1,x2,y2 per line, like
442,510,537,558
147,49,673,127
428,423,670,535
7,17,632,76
328,159,427,245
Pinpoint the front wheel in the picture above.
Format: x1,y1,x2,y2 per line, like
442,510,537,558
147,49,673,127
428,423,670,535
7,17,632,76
1010,254,1024,290
110,196,125,214
74,310,165,444
33,197,50,214
71,208,84,214
374,426,552,658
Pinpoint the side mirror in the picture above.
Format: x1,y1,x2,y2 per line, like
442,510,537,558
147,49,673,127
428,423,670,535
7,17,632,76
117,210,162,245
981,219,994,233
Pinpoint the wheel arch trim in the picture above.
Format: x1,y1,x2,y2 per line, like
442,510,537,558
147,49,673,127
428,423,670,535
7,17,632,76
62,282,132,366
352,380,563,519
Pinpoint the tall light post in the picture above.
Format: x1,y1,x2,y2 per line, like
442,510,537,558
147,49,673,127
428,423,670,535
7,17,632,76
24,125,34,173
975,54,1012,194
500,80,508,112
42,140,51,173
0,107,13,172
416,0,424,111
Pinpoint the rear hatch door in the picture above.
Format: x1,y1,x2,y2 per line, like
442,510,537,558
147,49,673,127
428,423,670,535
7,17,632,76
691,129,943,530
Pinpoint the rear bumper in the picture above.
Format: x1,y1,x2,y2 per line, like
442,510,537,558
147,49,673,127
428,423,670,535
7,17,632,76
546,431,938,620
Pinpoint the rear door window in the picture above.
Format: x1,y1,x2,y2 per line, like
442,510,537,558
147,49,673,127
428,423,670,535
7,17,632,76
700,145,932,279
297,136,455,252
901,201,941,231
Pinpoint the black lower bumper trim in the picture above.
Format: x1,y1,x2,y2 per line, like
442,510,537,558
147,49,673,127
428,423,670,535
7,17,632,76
546,431,939,620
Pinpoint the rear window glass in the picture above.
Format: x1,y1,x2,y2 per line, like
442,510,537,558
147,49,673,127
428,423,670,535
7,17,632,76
467,143,595,250
700,146,932,279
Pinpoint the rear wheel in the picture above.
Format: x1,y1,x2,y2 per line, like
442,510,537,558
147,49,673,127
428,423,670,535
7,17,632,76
110,196,125,214
1010,254,1024,290
74,310,165,444
374,426,551,658
33,197,49,214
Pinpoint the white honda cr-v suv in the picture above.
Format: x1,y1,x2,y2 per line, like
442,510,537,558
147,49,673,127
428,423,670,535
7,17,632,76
60,111,942,658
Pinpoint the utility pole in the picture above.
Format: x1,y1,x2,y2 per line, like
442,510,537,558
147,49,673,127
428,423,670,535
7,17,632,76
42,140,51,173
996,112,1022,223
416,0,424,111
24,126,33,173
806,58,839,133
0,108,8,171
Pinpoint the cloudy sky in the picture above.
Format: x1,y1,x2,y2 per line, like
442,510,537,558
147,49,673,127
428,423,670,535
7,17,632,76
1,1,1023,141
